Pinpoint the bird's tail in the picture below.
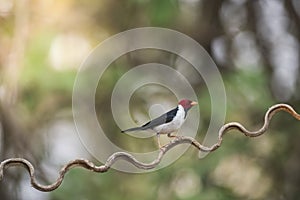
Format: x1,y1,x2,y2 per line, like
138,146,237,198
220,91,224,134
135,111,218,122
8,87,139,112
121,127,145,133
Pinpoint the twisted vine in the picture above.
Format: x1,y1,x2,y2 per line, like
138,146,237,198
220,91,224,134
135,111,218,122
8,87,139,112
1,103,300,192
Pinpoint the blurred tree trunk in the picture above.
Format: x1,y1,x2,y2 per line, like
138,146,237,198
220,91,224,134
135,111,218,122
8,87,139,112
0,0,30,198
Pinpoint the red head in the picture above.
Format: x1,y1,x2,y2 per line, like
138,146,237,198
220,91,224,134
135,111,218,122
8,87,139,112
178,99,198,111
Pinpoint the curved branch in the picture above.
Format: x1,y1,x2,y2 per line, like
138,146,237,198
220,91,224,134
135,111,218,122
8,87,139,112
1,103,300,192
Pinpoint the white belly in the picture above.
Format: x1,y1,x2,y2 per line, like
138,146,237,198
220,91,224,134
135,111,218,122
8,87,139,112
153,105,185,134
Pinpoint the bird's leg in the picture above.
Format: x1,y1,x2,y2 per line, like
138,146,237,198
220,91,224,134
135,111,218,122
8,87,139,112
156,133,162,148
167,132,179,138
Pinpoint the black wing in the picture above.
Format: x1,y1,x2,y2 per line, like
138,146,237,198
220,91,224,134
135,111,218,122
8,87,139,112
140,106,178,130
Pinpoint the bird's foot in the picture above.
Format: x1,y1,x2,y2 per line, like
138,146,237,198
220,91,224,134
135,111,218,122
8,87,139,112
157,134,169,149
158,143,169,149
157,133,180,149
167,133,179,138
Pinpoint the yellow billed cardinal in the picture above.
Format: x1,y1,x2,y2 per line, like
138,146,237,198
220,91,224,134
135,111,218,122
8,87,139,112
122,99,198,147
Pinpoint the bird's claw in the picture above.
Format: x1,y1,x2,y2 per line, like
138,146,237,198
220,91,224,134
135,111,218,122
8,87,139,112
167,133,179,138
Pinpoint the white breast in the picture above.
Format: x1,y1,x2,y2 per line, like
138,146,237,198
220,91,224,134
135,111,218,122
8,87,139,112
153,105,186,134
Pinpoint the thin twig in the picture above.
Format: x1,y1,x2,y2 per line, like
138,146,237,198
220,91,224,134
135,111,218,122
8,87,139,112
0,103,299,192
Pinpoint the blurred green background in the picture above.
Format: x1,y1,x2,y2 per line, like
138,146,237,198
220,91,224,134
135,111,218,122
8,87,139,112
1,0,300,199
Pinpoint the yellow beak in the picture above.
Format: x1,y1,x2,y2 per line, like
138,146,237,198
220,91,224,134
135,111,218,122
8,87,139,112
191,101,198,106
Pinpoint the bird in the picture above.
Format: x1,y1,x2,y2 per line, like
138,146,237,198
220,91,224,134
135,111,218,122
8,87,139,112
121,99,198,148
